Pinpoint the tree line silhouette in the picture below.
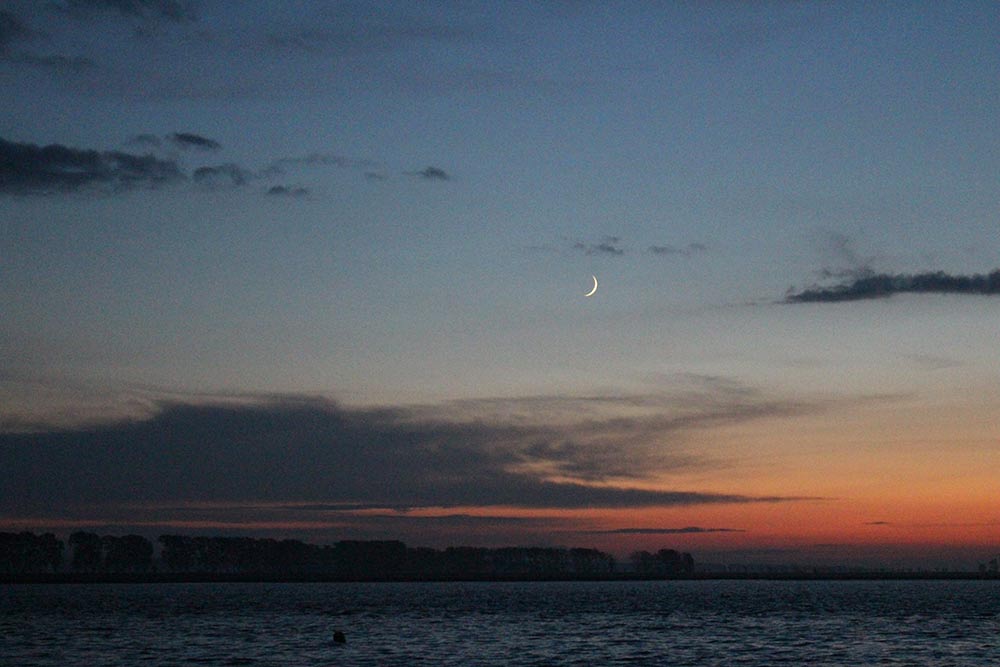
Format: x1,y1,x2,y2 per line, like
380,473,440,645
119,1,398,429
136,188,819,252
631,549,695,576
2,531,698,580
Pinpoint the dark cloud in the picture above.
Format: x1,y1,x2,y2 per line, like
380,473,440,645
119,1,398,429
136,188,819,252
168,132,221,151
0,136,183,194
0,389,817,515
865,521,890,526
0,135,399,196
192,162,251,188
581,527,746,535
53,0,198,23
409,166,450,181
785,269,1000,303
572,236,624,256
266,185,308,197
648,242,708,258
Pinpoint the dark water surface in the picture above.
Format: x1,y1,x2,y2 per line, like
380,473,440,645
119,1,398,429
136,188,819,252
2,580,998,666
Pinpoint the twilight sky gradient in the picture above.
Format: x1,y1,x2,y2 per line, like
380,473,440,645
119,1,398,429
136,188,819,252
2,1,999,568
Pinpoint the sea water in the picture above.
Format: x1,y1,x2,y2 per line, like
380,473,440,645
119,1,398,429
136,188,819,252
2,580,998,666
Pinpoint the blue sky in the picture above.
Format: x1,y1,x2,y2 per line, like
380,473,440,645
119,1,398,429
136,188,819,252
2,1,998,565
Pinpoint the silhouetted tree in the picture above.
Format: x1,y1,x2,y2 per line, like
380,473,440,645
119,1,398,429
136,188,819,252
101,535,153,572
69,531,102,572
193,537,227,572
334,540,407,578
682,552,695,574
144,534,621,580
0,532,64,573
658,549,683,573
631,548,695,577
569,547,616,574
159,535,196,571
441,546,490,577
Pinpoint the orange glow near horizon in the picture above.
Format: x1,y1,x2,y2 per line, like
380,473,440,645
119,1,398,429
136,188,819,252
3,389,997,567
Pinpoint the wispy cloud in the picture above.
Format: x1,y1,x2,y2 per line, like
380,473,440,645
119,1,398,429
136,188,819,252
816,231,877,281
538,237,707,260
580,526,746,535
571,236,624,256
168,132,221,151
192,162,252,188
123,132,222,151
267,153,379,173
648,242,708,258
266,185,308,197
865,520,1000,529
406,166,450,181
903,354,964,371
785,269,1000,303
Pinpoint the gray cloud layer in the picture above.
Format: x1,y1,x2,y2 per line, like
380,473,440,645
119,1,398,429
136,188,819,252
786,269,1000,303
1,386,816,515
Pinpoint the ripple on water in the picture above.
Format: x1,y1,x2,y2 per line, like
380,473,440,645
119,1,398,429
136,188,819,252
2,580,999,666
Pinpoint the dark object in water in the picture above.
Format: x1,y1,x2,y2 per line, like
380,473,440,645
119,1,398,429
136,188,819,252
333,631,346,644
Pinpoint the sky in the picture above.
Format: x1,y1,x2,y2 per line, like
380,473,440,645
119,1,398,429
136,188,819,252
1,0,999,569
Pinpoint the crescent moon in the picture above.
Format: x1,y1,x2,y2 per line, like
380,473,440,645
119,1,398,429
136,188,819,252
584,275,598,297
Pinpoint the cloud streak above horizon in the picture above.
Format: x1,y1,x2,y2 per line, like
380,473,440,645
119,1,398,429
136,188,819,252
785,269,1000,303
580,526,745,535
0,384,820,517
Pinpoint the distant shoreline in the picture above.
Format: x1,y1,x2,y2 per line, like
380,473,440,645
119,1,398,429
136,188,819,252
4,571,999,585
